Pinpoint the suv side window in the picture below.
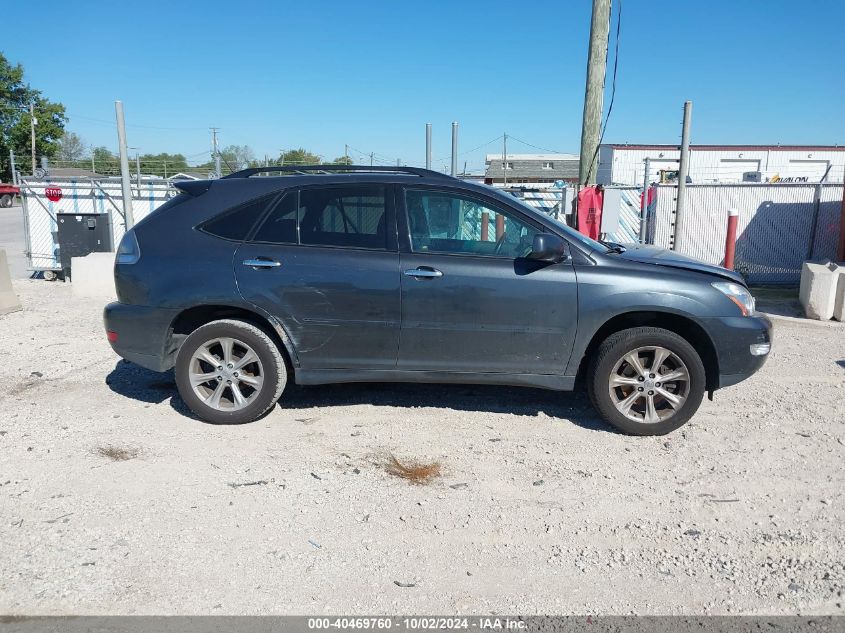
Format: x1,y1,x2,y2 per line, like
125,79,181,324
252,191,298,243
200,194,274,241
299,185,386,249
405,189,539,258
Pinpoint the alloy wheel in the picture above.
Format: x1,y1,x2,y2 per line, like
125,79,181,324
607,346,691,424
188,337,264,411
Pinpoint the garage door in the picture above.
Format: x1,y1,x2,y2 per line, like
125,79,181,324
718,160,761,183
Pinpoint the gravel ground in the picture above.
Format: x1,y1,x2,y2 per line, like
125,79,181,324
1,279,844,615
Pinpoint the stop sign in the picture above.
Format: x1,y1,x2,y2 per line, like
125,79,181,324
45,187,63,202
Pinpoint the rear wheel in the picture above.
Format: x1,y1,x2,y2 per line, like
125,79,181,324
587,327,706,435
175,319,286,424
0,194,12,208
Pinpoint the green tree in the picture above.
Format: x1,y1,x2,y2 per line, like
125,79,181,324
332,155,353,165
90,146,118,175
0,52,67,179
220,144,255,171
56,131,87,162
279,148,321,165
138,152,189,177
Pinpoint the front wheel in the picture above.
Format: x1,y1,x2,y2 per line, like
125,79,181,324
587,327,706,436
175,319,287,424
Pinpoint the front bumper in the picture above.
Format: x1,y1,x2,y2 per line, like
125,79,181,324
103,302,180,372
699,313,773,388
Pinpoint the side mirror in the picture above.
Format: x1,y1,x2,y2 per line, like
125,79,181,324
527,233,568,263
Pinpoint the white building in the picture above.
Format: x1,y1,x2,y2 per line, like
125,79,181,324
598,144,845,185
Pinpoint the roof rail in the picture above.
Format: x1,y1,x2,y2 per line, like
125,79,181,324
221,164,453,180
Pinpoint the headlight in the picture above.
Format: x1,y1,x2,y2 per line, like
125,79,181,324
116,230,141,265
712,281,755,316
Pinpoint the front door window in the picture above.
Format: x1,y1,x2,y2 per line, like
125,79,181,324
405,189,539,259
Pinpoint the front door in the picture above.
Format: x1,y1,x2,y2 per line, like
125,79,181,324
235,184,400,370
397,187,578,375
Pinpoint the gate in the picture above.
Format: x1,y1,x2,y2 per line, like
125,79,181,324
18,177,177,272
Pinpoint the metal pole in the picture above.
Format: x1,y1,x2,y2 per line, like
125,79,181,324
724,208,738,270
344,144,349,164
114,100,135,230
91,155,95,174
135,152,141,196
673,100,693,251
211,128,221,177
9,151,17,186
450,121,458,176
503,133,508,187
396,158,401,167
370,152,374,167
29,104,37,175
838,167,845,261
425,123,432,170
578,0,611,187
639,158,650,243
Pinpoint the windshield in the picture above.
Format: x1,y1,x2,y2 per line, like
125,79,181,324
483,186,611,253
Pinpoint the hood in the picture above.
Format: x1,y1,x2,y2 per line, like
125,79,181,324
614,244,746,285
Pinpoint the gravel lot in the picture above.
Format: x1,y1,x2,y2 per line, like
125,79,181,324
1,279,844,615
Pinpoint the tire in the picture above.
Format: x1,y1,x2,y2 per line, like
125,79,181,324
175,319,287,424
587,326,706,436
0,194,12,208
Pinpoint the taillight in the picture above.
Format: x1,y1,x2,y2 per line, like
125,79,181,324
107,331,118,343
116,230,141,265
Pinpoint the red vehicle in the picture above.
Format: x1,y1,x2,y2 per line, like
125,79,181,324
0,182,20,208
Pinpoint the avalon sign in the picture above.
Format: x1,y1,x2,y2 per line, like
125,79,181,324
45,187,63,202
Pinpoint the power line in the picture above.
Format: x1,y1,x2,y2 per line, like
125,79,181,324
67,113,209,131
506,135,566,154
433,135,503,163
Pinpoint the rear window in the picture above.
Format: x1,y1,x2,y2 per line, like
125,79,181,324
298,185,386,249
200,195,273,241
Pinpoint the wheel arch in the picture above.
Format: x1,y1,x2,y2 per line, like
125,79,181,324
576,310,720,391
167,304,297,375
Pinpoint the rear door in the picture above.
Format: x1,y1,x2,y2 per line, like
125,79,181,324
235,184,400,370
397,186,578,375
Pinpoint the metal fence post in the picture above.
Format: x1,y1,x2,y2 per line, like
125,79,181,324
724,208,738,270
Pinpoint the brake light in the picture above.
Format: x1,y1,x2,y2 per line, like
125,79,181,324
107,330,118,343
116,230,141,265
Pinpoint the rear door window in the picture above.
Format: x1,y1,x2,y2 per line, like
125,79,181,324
252,192,298,243
200,194,274,241
298,185,386,249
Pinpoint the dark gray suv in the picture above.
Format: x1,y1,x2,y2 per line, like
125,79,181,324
104,165,772,435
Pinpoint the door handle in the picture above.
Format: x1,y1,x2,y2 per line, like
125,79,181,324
242,258,281,269
404,267,443,278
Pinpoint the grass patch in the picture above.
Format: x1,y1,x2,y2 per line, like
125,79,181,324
97,445,139,461
385,454,441,485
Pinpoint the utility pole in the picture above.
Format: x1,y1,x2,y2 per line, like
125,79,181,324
578,0,611,187
135,152,141,195
9,151,17,185
425,123,432,170
210,127,221,177
344,144,349,164
114,100,135,229
91,155,96,174
673,101,693,251
503,133,508,187
29,104,37,175
639,158,651,243
396,158,401,167
450,121,458,176
370,152,374,167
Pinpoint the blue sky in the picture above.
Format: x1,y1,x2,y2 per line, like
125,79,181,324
5,0,844,171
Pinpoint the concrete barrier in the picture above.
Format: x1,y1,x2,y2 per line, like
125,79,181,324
834,271,845,322
799,261,842,320
71,252,117,299
0,249,22,315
